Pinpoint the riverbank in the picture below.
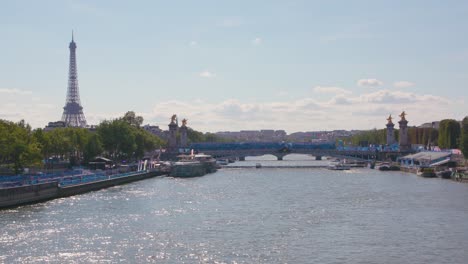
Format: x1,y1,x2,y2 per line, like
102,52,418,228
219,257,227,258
223,165,330,169
0,169,167,209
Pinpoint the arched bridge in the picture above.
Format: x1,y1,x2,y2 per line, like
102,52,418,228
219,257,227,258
189,142,391,161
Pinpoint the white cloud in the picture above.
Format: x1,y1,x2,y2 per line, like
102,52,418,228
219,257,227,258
357,78,384,87
1,87,465,133
393,81,415,88
313,86,352,95
0,88,32,95
357,89,449,105
139,88,463,132
252,37,262,46
0,89,58,127
199,71,215,78
327,95,353,105
189,41,197,47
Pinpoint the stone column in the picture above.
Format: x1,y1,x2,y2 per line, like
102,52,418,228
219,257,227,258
180,124,188,148
398,111,410,151
386,115,395,145
168,121,178,151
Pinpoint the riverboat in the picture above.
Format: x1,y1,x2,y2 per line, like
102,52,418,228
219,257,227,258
436,170,453,179
327,162,351,170
216,159,229,166
376,162,400,171
417,166,437,178
170,154,217,177
346,161,367,168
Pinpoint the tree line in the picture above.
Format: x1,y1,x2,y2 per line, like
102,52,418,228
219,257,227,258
0,111,232,174
346,117,468,158
0,112,164,174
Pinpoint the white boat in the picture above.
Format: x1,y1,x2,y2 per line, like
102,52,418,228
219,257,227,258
216,159,229,166
327,162,351,170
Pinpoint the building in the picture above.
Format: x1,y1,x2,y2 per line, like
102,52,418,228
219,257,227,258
44,121,67,131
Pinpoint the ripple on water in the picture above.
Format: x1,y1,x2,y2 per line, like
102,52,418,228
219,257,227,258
1,164,468,263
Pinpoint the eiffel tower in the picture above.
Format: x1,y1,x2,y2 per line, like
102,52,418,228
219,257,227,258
61,32,87,127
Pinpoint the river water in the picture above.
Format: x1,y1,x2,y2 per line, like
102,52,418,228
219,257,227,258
1,155,468,263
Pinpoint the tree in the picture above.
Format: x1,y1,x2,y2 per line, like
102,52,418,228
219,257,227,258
460,116,468,159
184,128,231,143
97,120,136,160
0,119,42,174
187,128,205,143
134,129,165,159
438,119,461,149
83,133,103,162
121,111,144,127
97,115,167,161
349,129,386,146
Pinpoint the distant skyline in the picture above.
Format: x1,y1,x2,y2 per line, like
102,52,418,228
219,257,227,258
1,0,467,133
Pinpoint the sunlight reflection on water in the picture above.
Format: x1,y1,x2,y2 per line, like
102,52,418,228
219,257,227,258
1,156,468,263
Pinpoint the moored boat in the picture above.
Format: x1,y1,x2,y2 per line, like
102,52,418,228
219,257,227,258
170,154,217,177
327,162,351,170
436,170,453,179
216,159,229,166
346,161,367,168
376,162,400,171
417,166,436,178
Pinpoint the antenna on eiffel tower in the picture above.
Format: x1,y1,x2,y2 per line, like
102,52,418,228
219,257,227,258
61,32,87,127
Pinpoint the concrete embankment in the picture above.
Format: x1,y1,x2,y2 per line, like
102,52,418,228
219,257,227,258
0,182,59,208
1,170,166,209
59,170,163,197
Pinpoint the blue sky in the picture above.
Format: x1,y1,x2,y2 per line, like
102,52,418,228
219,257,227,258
1,0,467,132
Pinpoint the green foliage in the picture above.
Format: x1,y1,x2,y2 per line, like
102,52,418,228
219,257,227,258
187,128,205,143
349,129,387,146
97,114,165,161
460,116,468,159
97,119,136,159
134,128,164,159
83,133,103,163
0,111,166,173
39,127,92,166
186,128,233,143
121,111,144,127
408,127,438,145
0,119,42,174
438,119,461,149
